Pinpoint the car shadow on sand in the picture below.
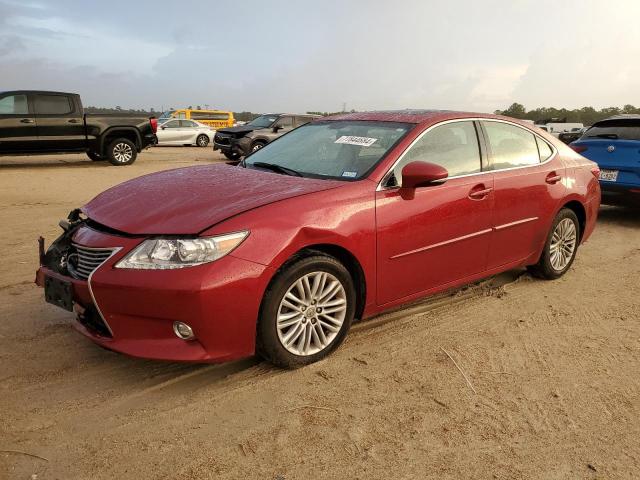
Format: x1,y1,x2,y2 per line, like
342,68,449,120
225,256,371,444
597,205,640,228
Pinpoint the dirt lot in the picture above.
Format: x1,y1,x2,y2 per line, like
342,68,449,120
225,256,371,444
1,147,639,479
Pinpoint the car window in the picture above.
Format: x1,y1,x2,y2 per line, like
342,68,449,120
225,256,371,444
389,121,481,186
34,95,73,115
245,120,411,180
483,121,540,170
181,120,198,128
584,119,640,141
294,116,313,127
274,116,294,129
164,120,180,128
0,94,28,115
536,136,553,161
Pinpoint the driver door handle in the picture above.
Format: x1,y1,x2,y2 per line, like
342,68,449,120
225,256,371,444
20,118,35,124
468,185,493,200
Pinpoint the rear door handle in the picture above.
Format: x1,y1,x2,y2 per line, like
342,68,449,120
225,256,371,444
20,118,34,124
545,172,562,184
468,186,493,200
68,119,80,124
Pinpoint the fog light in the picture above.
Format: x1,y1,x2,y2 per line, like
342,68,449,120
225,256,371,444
173,321,195,340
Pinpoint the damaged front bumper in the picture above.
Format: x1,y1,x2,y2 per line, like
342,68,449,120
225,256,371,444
35,211,274,363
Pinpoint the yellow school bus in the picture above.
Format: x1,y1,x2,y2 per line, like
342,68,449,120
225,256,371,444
158,109,235,129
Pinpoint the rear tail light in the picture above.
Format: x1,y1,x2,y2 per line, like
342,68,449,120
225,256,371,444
570,145,588,153
591,167,600,178
150,118,158,133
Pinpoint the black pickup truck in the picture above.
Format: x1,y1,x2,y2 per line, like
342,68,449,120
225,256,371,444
0,90,157,165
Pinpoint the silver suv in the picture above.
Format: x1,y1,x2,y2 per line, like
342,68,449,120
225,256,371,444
213,113,320,161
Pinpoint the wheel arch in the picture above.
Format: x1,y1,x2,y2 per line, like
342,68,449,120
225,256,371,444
99,127,142,154
266,243,367,322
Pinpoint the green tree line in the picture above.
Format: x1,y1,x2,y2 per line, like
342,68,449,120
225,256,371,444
496,103,640,126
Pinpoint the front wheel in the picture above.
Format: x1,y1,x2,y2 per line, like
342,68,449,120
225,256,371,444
106,138,137,166
257,254,356,368
250,141,266,153
528,208,580,279
196,134,210,147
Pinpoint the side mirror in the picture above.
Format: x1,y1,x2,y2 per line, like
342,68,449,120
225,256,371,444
400,161,448,189
161,126,166,130
272,125,283,133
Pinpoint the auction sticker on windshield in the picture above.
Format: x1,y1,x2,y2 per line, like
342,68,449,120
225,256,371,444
335,136,377,147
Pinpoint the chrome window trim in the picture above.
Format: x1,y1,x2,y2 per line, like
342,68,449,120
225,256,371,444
377,117,558,191
85,246,122,337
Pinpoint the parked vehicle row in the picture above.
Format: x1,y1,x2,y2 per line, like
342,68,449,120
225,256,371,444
570,115,640,206
37,110,600,368
0,90,157,165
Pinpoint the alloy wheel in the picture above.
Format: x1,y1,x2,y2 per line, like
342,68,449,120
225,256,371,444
549,218,577,271
276,271,347,356
113,142,133,163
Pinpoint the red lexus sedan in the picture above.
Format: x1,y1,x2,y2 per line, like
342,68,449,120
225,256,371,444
36,111,600,367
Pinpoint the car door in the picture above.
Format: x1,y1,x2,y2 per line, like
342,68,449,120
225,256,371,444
181,120,200,143
33,93,85,151
0,92,37,153
375,120,495,305
157,120,182,144
480,120,565,270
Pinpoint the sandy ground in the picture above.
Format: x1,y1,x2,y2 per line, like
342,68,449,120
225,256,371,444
1,147,639,480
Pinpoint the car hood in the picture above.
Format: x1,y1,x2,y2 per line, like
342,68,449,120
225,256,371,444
82,164,343,235
217,125,265,135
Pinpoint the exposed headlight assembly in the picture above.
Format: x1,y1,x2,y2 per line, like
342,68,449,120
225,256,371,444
115,231,249,270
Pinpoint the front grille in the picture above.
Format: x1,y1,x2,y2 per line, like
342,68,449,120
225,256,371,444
215,134,230,145
68,244,114,280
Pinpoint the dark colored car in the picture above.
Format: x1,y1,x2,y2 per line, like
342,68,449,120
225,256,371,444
36,110,600,368
570,115,640,205
213,113,320,160
0,90,157,165
558,127,587,144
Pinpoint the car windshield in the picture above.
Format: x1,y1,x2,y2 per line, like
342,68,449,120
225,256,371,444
248,115,279,128
583,119,640,141
245,120,412,180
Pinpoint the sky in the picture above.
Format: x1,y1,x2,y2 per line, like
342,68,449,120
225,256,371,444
1,0,639,113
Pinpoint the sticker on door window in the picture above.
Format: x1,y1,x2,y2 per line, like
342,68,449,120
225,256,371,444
335,136,377,147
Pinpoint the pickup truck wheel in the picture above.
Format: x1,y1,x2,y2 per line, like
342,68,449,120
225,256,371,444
196,134,210,147
223,151,241,161
107,138,137,166
87,152,105,161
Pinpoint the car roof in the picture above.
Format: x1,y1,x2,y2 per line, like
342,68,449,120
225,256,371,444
0,90,76,96
599,114,640,121
322,109,525,125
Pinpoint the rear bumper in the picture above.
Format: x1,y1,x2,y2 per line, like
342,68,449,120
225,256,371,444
36,226,275,363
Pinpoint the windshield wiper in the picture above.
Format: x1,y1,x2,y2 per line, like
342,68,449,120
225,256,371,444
587,133,619,139
251,161,302,177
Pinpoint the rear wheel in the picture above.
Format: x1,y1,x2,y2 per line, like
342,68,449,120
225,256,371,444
528,208,580,279
257,254,355,368
106,138,137,166
196,134,209,147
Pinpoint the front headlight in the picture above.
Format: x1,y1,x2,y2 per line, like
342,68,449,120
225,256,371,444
115,231,249,270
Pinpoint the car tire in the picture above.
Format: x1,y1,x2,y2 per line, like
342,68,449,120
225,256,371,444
223,151,241,161
251,140,266,153
87,151,105,161
257,253,356,368
106,138,137,166
196,134,209,147
528,208,580,280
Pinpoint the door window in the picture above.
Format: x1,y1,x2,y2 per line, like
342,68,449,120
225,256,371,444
483,121,540,170
180,120,198,128
294,116,313,127
163,120,181,128
536,136,553,161
274,116,294,129
0,95,28,115
34,95,73,115
390,121,481,186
